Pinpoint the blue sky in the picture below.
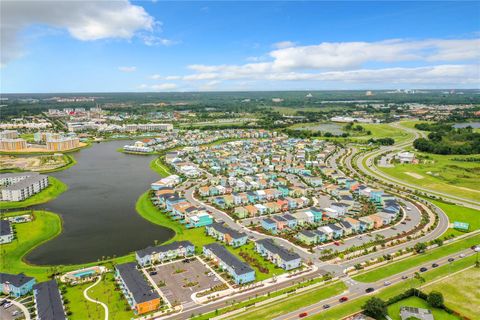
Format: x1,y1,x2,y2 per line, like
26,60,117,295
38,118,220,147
1,1,479,93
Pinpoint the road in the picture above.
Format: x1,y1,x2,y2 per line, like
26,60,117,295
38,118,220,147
274,248,477,320
357,123,480,209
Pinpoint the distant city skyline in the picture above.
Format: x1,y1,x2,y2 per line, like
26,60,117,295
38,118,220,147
1,1,479,93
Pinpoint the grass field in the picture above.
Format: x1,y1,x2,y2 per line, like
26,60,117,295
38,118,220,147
309,256,477,320
423,267,479,319
87,273,134,320
352,233,480,283
0,176,67,209
380,153,480,201
386,296,460,320
0,210,135,281
430,199,480,236
231,282,347,320
63,282,104,320
150,157,172,177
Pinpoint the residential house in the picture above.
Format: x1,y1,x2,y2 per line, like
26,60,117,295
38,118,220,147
203,243,255,284
115,262,161,315
135,241,195,266
261,218,278,234
206,223,248,247
0,220,13,244
283,214,298,229
0,273,36,297
255,239,301,270
296,230,318,245
33,280,67,320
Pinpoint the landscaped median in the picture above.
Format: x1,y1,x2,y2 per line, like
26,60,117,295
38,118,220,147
352,233,480,283
0,176,67,210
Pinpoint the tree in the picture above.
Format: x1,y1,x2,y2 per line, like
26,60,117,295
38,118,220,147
414,242,427,253
427,291,444,308
362,297,387,319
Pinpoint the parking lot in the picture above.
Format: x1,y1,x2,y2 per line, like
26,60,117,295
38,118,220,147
149,258,223,306
0,299,25,320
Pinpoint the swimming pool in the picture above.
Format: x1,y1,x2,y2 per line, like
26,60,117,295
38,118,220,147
73,269,96,278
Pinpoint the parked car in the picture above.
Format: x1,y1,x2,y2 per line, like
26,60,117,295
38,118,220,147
334,241,340,246
299,312,308,318
339,296,349,302
459,253,465,258
401,221,407,225
149,271,157,276
432,263,439,268
384,281,391,286
448,258,455,262
420,267,428,272
401,275,408,280
11,310,20,316
323,304,330,309
365,287,375,293
0,299,7,306
3,303,12,309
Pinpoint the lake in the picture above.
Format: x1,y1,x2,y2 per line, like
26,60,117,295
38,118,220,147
27,140,175,265
453,122,480,129
294,122,344,135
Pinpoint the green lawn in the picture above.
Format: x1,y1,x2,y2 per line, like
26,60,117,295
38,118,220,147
352,233,480,283
63,282,104,320
430,199,480,236
0,210,62,280
386,296,460,320
379,153,480,201
149,157,172,177
87,273,134,320
0,176,67,209
423,267,480,319
0,210,135,281
310,256,477,320
231,281,347,320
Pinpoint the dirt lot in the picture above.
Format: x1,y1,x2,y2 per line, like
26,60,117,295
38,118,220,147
0,155,67,171
149,258,223,306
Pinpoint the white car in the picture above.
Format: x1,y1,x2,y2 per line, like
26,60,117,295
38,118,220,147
4,303,12,309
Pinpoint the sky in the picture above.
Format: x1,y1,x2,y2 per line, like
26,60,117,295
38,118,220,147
1,1,479,93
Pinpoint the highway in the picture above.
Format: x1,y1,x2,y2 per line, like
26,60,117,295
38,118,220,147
274,247,478,320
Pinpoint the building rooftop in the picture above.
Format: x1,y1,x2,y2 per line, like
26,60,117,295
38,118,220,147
204,243,254,276
116,262,160,304
256,238,300,262
208,222,246,239
0,220,12,237
136,241,194,259
33,280,66,320
0,272,35,287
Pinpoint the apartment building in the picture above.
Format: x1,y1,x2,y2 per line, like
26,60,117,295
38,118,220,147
0,173,49,201
0,272,36,297
135,241,195,267
33,280,67,320
115,262,161,315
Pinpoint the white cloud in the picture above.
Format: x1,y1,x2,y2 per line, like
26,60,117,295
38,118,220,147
198,80,221,91
161,38,479,88
140,34,179,46
273,41,296,49
118,66,137,72
1,0,154,65
138,83,178,91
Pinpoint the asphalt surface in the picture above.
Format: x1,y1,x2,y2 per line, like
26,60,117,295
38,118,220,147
274,248,478,320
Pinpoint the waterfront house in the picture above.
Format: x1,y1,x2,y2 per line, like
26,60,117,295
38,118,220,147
206,223,247,247
185,211,213,228
0,273,36,297
255,239,301,270
203,243,255,284
115,262,161,315
135,241,195,266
